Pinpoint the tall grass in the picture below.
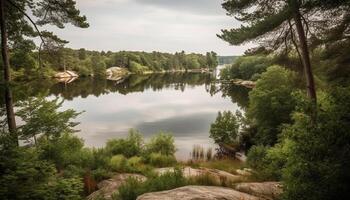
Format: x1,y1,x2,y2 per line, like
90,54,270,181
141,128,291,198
191,145,214,161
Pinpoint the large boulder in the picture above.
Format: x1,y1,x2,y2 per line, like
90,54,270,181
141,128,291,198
136,185,261,200
54,70,79,78
86,173,147,200
234,182,282,200
106,67,129,81
155,167,245,185
54,70,79,83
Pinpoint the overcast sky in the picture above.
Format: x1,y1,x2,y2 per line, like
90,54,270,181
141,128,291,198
46,0,255,56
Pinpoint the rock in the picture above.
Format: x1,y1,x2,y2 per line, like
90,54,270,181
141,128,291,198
232,79,256,88
241,80,256,88
136,185,261,200
236,168,253,176
54,70,79,78
86,173,147,200
155,167,244,185
106,67,129,81
54,70,79,83
234,182,282,200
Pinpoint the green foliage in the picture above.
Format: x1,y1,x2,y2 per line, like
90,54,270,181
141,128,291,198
129,61,150,74
220,55,272,80
246,145,285,180
37,132,86,171
209,111,240,151
106,129,143,158
148,153,177,167
115,169,186,200
248,65,298,146
0,143,84,200
110,155,128,172
145,132,176,156
91,55,107,77
16,97,80,140
51,177,84,200
279,87,350,200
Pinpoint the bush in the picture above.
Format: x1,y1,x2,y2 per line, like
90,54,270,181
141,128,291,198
280,87,350,200
148,153,177,167
110,155,128,172
37,132,86,171
0,144,84,200
209,111,240,153
246,145,284,180
127,156,143,169
106,129,143,158
146,132,176,156
248,65,298,146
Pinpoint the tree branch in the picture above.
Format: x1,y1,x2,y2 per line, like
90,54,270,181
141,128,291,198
7,0,46,67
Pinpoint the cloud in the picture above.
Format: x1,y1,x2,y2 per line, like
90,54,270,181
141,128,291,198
43,0,253,55
133,0,225,15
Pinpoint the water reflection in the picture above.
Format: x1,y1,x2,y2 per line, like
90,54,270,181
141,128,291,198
1,72,250,159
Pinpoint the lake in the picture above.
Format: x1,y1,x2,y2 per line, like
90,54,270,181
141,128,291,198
8,70,250,160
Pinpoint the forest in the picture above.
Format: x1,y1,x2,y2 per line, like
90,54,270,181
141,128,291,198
11,47,218,79
1,0,350,200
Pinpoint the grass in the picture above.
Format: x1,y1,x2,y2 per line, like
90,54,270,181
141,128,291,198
186,158,245,175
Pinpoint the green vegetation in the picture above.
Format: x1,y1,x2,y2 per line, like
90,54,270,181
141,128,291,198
0,97,180,199
1,0,350,199
209,111,240,154
220,55,273,81
114,169,187,200
218,56,238,65
10,48,218,80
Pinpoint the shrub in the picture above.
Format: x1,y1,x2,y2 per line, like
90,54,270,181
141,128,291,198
146,132,176,156
248,65,298,146
188,173,220,186
210,111,240,154
92,168,112,182
246,145,283,180
148,153,177,167
280,87,350,200
37,132,86,171
110,155,128,172
106,129,143,158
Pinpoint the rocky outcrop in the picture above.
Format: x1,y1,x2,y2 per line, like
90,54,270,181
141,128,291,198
106,67,129,81
234,182,282,200
155,167,245,184
54,70,79,83
136,185,261,200
86,173,146,200
54,70,79,78
232,79,256,88
235,168,253,176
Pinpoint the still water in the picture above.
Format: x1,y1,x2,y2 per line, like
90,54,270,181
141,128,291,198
16,71,249,159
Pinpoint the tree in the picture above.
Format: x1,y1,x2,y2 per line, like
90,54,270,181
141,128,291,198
0,0,88,143
16,97,80,144
78,48,87,60
218,0,346,104
248,65,297,145
278,87,350,200
209,111,240,154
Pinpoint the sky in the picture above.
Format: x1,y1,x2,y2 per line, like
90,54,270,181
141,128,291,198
45,0,255,56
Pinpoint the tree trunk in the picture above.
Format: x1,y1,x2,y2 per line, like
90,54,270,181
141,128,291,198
293,9,317,104
0,0,17,138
